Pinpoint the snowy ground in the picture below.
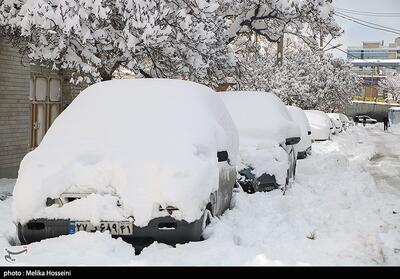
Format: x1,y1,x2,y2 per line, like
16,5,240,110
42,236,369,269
0,124,399,266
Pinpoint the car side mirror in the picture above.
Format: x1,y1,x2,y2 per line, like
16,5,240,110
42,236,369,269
217,151,229,162
308,131,311,135
285,137,301,145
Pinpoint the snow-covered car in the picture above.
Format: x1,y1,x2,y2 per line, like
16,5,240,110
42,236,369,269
354,115,377,124
327,113,343,133
304,110,333,141
14,79,239,249
338,113,351,130
220,92,300,193
286,106,312,159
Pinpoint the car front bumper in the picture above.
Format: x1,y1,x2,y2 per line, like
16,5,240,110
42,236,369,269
17,215,204,249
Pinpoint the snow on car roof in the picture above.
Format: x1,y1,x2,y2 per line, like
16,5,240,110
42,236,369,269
219,91,300,143
305,110,333,131
287,106,311,131
12,79,239,226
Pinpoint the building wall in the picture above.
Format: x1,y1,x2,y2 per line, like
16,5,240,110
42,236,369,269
0,41,86,178
345,102,400,122
363,85,379,98
363,42,382,48
0,40,31,178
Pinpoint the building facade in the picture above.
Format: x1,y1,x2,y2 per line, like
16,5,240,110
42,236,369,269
348,38,400,101
348,38,400,60
0,39,83,178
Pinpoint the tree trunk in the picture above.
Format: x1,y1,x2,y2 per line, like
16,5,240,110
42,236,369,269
100,73,113,81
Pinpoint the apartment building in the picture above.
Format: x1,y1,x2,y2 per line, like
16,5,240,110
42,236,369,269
347,38,400,100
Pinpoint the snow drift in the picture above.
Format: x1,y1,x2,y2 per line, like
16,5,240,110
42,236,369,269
12,79,239,226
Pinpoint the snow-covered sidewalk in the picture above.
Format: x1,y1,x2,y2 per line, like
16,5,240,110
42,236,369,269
0,125,399,266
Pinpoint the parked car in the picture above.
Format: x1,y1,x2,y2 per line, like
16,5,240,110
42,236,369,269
327,113,343,133
220,92,300,193
354,115,377,124
14,79,239,250
304,110,333,141
286,106,312,159
338,113,351,130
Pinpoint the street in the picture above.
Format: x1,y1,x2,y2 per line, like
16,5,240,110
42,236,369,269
367,127,400,195
0,124,399,266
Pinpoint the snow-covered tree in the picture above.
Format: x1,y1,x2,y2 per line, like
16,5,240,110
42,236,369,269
380,71,400,101
0,0,342,85
233,36,361,112
0,0,235,85
220,0,342,46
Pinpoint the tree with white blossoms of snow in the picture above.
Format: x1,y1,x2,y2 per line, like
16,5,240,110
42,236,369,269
221,0,342,46
233,36,361,112
0,0,341,85
380,71,400,102
0,0,235,85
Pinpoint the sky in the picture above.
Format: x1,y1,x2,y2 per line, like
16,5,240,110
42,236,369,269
329,0,400,59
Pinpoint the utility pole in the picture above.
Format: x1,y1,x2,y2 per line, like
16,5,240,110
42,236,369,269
277,35,284,65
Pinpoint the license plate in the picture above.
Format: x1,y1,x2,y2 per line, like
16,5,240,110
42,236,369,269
69,221,133,235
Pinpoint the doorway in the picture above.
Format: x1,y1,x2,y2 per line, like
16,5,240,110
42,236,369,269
30,75,62,148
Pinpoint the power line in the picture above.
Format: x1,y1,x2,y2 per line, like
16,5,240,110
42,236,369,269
334,13,400,36
336,10,400,18
334,6,400,16
335,11,400,32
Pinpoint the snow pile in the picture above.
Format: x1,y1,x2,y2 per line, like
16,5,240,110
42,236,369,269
237,141,291,185
12,79,239,226
0,178,14,201
286,106,312,153
220,91,300,184
305,110,332,140
0,179,15,251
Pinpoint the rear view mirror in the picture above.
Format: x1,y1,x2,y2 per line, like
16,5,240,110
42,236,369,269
217,151,229,162
285,137,301,145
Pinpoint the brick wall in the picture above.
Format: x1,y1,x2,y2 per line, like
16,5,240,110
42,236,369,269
0,40,31,178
